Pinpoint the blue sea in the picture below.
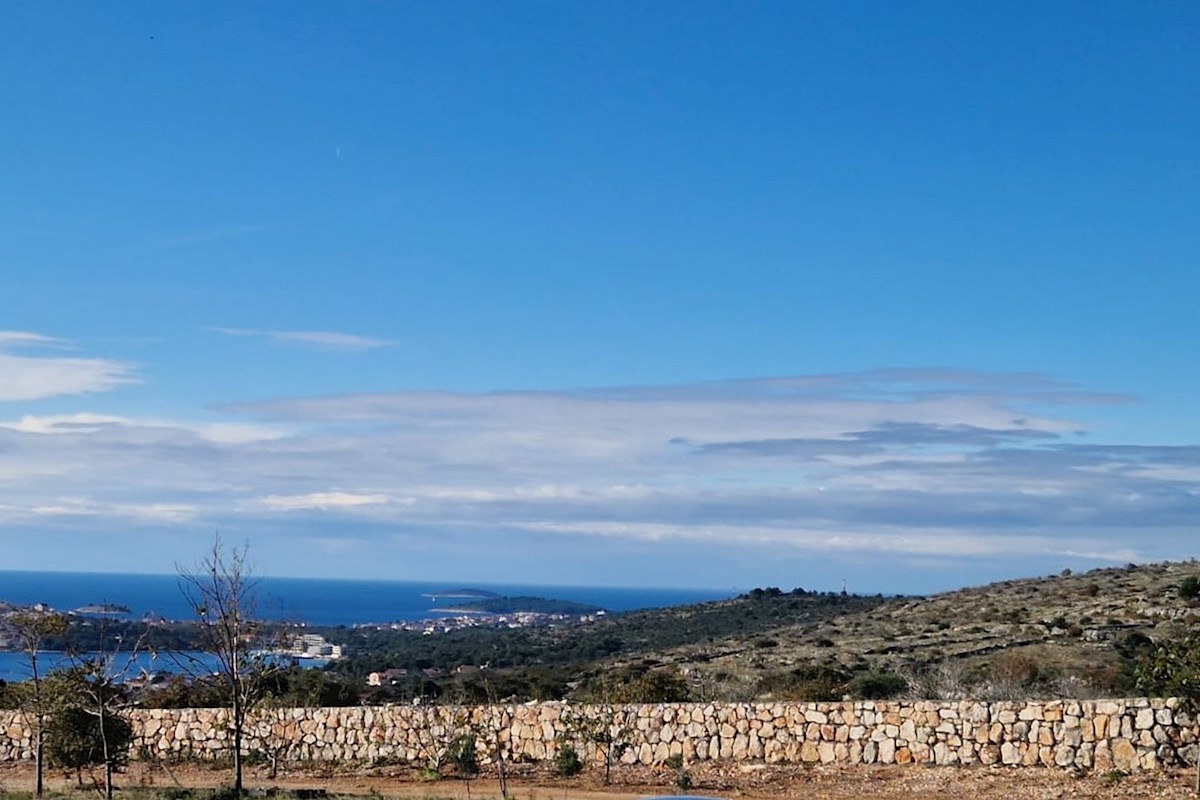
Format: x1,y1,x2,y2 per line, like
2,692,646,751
0,571,734,683
0,570,734,626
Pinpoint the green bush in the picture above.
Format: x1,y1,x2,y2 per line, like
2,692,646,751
757,665,848,701
448,733,479,780
45,705,133,776
624,669,692,702
1179,576,1200,600
848,671,908,700
554,743,583,777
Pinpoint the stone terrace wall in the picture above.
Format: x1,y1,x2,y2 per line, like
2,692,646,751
1,699,1195,773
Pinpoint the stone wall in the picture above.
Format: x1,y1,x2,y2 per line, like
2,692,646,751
1,699,1195,773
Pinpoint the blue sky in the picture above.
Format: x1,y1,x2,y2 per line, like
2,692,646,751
1,1,1198,593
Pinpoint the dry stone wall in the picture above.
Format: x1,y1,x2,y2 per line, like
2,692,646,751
1,699,1195,773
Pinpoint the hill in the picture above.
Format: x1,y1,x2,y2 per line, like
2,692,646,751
334,560,1200,703
627,560,1200,700
329,587,889,700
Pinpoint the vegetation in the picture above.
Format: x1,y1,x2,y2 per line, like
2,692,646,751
848,670,908,700
553,742,583,777
1137,630,1200,794
4,560,1200,719
446,733,480,798
9,610,70,796
562,700,636,785
454,596,602,615
47,660,136,798
328,588,885,702
177,536,282,796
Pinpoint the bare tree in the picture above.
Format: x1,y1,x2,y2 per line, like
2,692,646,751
7,609,69,796
562,700,636,785
410,704,474,777
474,670,511,799
178,535,280,795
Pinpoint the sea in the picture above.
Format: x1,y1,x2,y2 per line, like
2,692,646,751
0,570,736,683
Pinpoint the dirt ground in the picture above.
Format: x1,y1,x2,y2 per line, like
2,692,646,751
1,760,1197,799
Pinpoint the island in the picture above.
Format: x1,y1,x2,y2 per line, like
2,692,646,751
440,595,604,615
421,588,500,602
73,603,131,615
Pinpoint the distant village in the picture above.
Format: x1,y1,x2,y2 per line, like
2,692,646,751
353,608,607,636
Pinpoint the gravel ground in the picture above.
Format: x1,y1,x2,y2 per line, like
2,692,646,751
1,761,1196,799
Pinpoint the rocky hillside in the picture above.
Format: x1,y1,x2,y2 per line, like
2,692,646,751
623,560,1200,700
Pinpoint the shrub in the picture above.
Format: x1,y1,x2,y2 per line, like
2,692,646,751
45,703,133,778
448,733,479,780
1179,576,1200,600
989,653,1040,687
676,770,693,791
554,743,583,777
848,671,908,700
623,669,692,702
758,665,848,701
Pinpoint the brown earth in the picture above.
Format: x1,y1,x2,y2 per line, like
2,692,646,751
1,761,1197,799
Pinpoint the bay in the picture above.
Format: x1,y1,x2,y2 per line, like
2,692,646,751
0,571,734,627
0,650,221,684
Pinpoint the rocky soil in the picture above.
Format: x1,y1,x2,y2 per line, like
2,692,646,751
648,560,1200,693
3,760,1198,799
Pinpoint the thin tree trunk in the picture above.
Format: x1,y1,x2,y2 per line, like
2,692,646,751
32,653,43,798
99,698,113,800
495,749,509,799
34,728,44,797
233,693,244,795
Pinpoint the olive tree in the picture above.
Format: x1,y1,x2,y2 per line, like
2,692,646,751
43,665,133,795
60,615,154,800
7,610,69,796
1138,630,1200,794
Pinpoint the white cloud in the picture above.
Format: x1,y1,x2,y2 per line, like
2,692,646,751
0,369,1194,584
0,333,135,402
17,498,199,522
3,413,132,434
1,413,284,443
210,327,395,352
258,492,390,511
0,331,67,347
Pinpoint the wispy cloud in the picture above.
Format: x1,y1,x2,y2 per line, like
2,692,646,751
144,224,272,250
210,327,396,352
257,492,390,511
0,413,284,444
0,331,68,348
0,332,136,402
